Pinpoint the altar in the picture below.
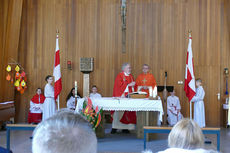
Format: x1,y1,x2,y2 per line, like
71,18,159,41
75,97,164,138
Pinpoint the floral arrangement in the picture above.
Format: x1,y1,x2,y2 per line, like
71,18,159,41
81,97,103,130
6,63,27,94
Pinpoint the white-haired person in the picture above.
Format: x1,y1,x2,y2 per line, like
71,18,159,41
157,118,218,153
32,109,97,153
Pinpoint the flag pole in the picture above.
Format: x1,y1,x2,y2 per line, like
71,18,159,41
190,101,192,119
57,95,60,110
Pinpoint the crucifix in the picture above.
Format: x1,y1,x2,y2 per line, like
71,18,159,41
121,0,127,53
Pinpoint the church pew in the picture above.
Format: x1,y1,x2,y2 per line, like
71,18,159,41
6,124,37,150
143,126,220,151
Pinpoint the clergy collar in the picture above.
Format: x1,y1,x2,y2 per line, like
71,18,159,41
124,72,130,76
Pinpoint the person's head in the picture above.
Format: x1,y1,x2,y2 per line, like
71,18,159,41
32,110,97,153
45,75,53,84
168,118,204,149
196,78,202,87
36,88,42,95
91,85,98,94
122,63,131,74
142,64,150,74
66,88,81,102
170,90,175,97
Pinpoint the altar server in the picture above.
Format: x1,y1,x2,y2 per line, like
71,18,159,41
167,90,183,126
42,75,56,121
111,63,136,134
191,78,205,128
66,87,81,110
90,85,102,98
28,88,45,124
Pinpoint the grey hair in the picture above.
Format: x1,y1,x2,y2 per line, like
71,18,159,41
168,118,204,149
32,110,97,153
121,63,130,71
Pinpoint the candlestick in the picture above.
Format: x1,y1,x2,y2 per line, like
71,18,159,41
75,81,77,98
153,86,158,98
149,86,153,97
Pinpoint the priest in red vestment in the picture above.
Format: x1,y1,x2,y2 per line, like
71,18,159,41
111,63,136,134
28,88,45,124
135,64,157,97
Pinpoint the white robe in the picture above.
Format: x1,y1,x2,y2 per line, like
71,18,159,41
191,86,205,128
42,84,56,121
167,95,183,126
89,93,102,98
67,96,80,110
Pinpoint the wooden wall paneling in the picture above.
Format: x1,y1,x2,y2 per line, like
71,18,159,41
0,0,23,104
220,0,230,126
14,0,227,126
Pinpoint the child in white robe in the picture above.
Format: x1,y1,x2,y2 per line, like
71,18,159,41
89,85,102,98
167,90,183,126
66,88,81,110
42,75,56,121
191,78,205,128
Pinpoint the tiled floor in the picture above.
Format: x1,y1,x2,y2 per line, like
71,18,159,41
0,126,229,153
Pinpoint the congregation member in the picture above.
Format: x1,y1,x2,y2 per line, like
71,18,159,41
111,63,136,134
28,88,45,124
167,90,183,126
90,85,102,98
32,110,97,153
156,118,218,153
135,64,157,97
191,78,206,128
42,75,55,121
66,87,81,110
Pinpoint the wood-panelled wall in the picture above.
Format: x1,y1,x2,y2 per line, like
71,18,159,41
1,0,229,126
0,0,23,102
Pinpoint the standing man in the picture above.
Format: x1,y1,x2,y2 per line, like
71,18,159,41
135,64,157,97
112,63,136,133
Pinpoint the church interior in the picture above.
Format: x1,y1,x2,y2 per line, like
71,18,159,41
0,0,230,153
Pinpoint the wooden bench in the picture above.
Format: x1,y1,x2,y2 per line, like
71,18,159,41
6,124,37,150
143,126,220,151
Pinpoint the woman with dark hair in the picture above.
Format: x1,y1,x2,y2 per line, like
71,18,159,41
66,88,81,110
42,75,56,121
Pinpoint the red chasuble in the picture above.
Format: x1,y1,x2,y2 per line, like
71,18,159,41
113,72,136,124
135,72,156,97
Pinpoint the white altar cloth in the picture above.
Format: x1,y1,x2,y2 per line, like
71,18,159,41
75,97,164,121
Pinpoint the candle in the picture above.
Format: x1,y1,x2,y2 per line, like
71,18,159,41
153,86,158,98
149,86,153,97
75,81,77,98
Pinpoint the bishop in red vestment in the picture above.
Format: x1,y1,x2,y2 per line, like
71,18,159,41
111,63,136,133
28,88,45,124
